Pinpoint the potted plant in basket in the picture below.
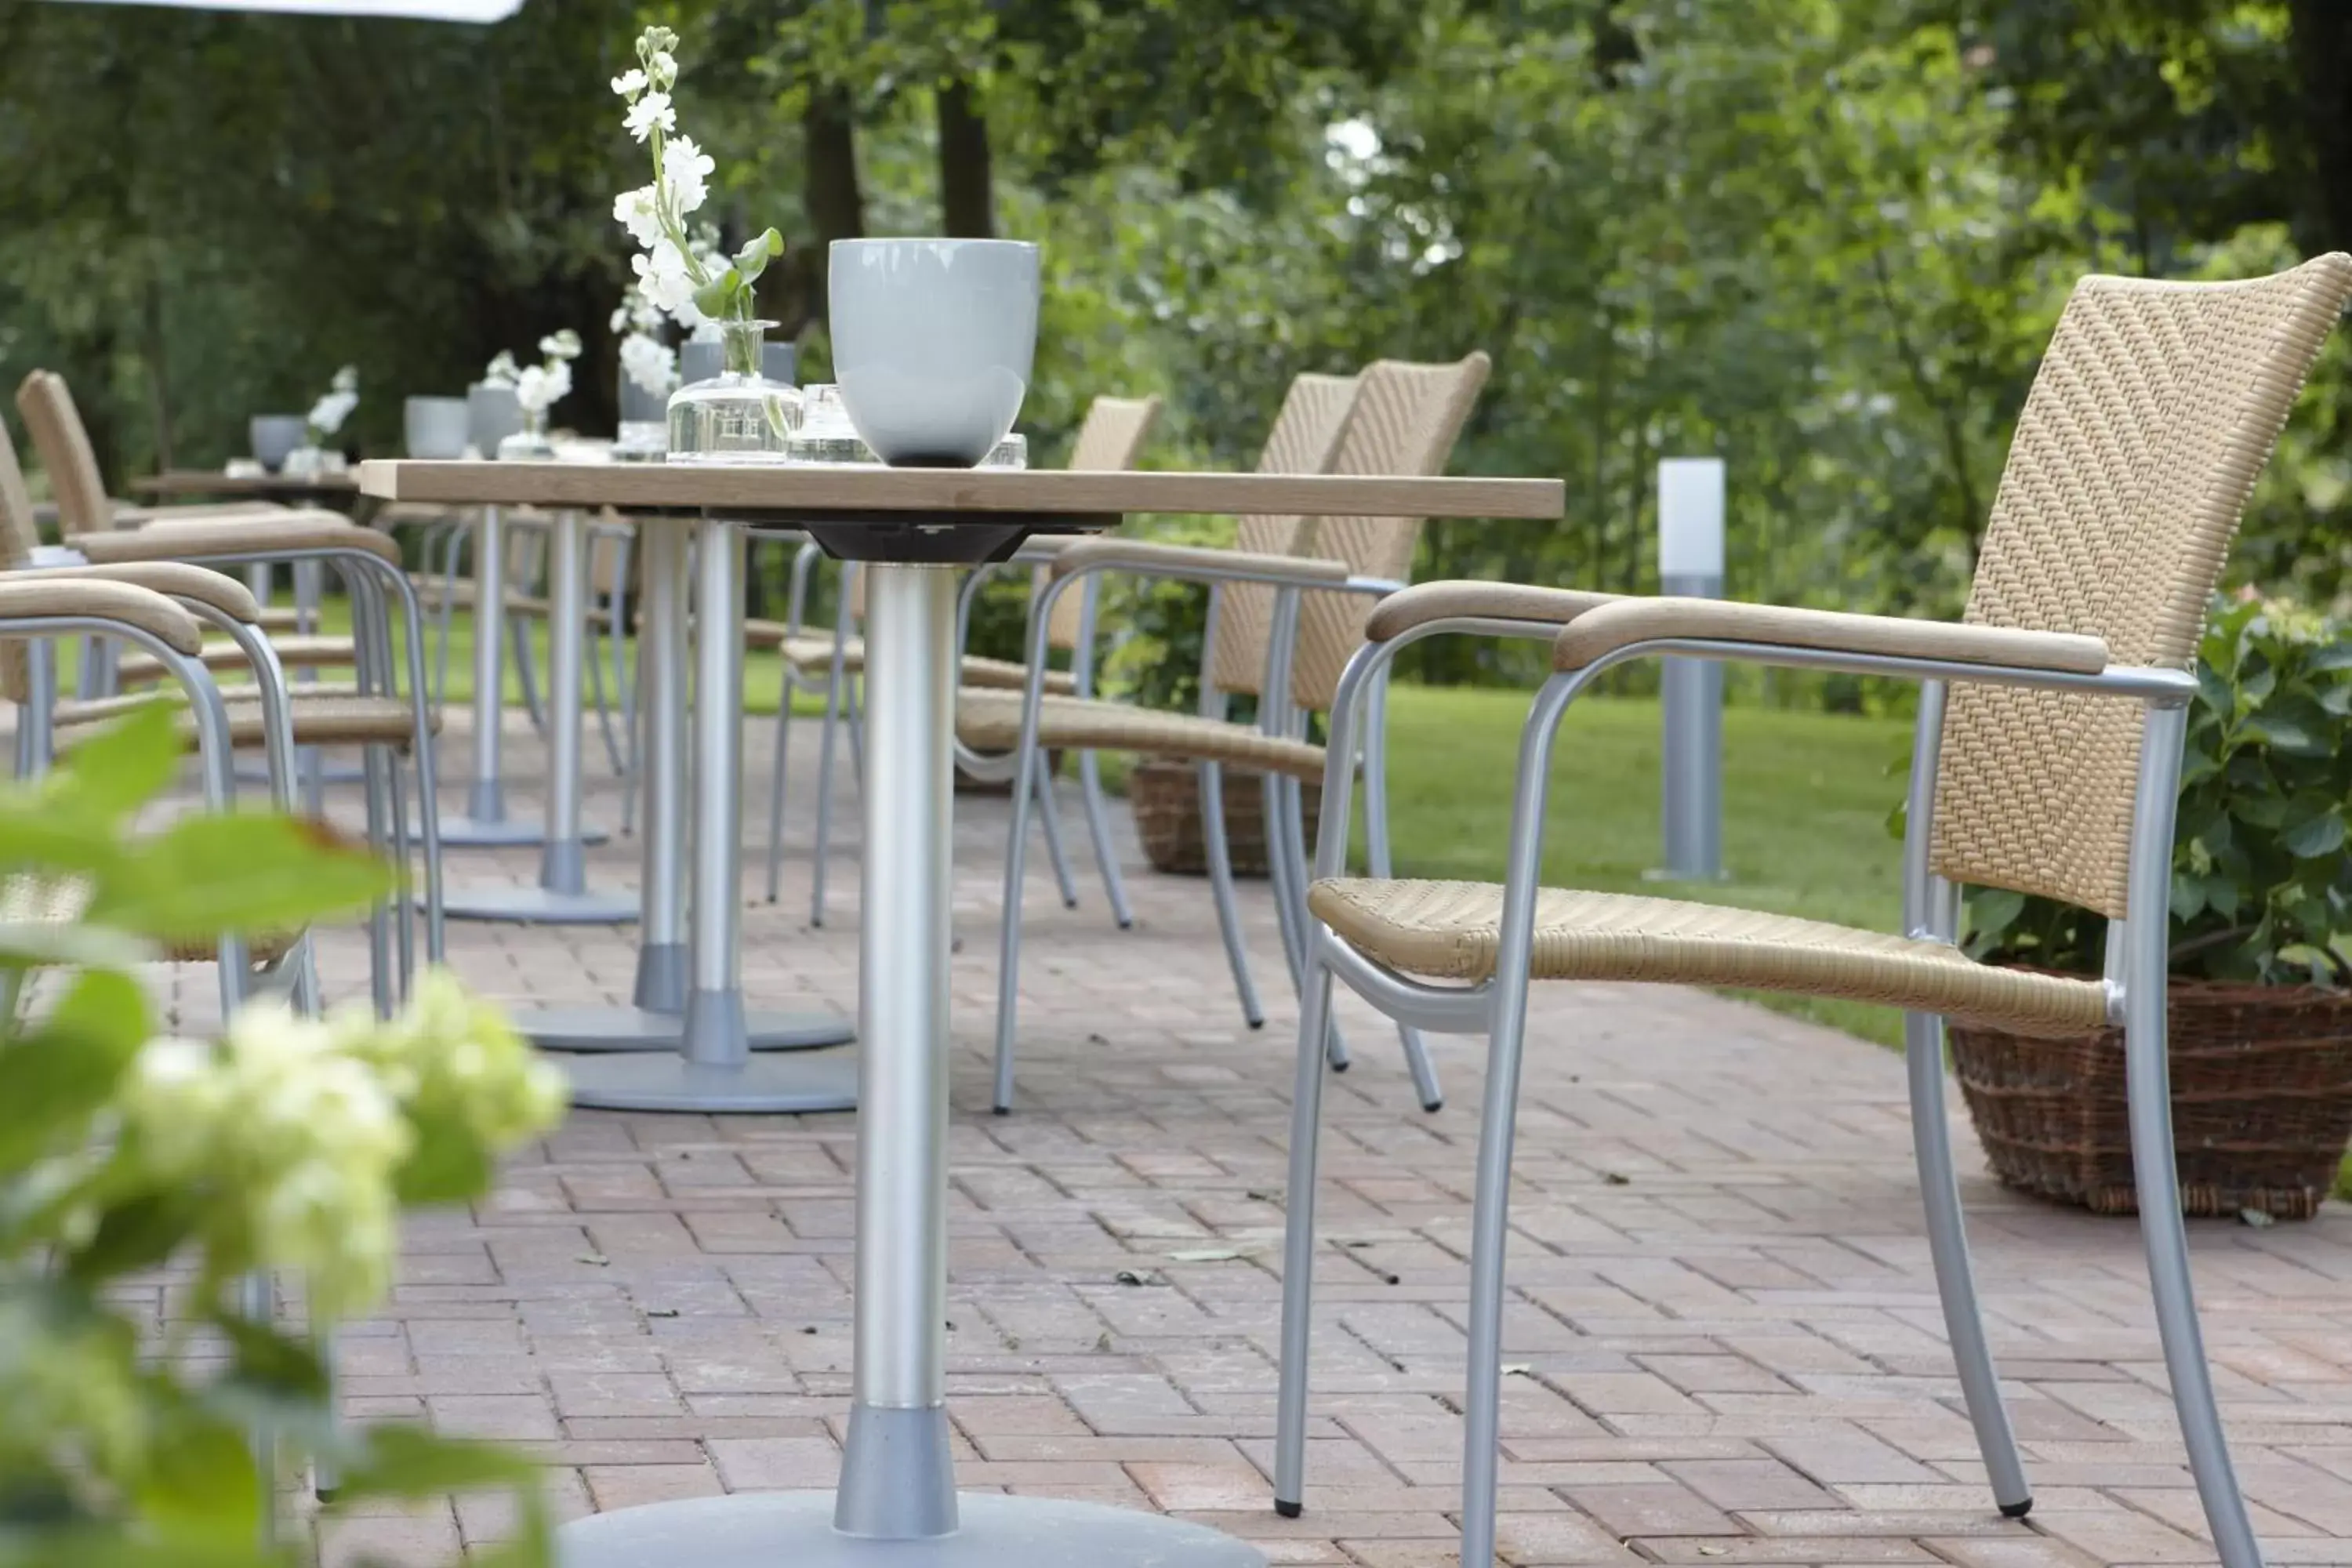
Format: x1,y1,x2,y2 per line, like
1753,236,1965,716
1933,593,2352,1219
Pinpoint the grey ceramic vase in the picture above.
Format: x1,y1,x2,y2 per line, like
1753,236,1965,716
466,383,524,456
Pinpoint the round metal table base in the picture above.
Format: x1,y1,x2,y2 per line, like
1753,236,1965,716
433,813,556,848
517,1005,853,1053
562,1049,859,1113
442,886,641,925
557,1490,1266,1568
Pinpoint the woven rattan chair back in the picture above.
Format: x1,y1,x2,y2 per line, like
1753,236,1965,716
0,418,43,702
1287,352,1491,712
1930,255,2352,917
1208,372,1361,699
13,372,114,542
1037,394,1162,649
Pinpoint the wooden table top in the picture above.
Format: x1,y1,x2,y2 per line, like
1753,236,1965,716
354,460,1565,522
135,469,361,496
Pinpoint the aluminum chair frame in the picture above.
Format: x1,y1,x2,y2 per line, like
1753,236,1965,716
1271,614,2255,1567
971,549,1436,1114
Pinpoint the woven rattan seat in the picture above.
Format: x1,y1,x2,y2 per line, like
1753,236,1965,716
957,689,1325,781
1308,878,2110,1036
53,688,434,748
749,624,1079,695
115,633,358,685
410,575,552,618
0,873,298,966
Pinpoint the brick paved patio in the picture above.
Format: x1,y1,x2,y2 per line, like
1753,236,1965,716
153,715,2352,1566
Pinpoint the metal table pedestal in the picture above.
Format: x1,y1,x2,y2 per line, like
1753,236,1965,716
558,560,1261,1566
446,507,635,924
537,514,855,1090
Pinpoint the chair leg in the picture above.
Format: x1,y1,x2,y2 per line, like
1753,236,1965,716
1200,761,1266,1030
1267,771,1348,1070
1362,693,1441,1109
2126,937,2264,1566
386,750,416,1000
1079,749,1134,929
1035,762,1080,910
764,672,797,903
811,660,844,927
619,608,641,834
361,741,396,1020
992,727,1042,1115
1272,943,1337,1515
586,601,627,782
1457,985,1541,1568
845,673,866,789
1905,1008,2029,1513
510,615,546,735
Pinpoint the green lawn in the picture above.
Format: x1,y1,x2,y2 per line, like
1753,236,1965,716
1367,682,1913,1047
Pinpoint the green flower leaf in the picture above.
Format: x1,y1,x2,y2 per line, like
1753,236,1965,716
0,971,151,1175
85,813,390,942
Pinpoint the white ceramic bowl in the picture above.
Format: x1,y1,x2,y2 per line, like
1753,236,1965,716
404,396,470,459
249,414,308,471
828,238,1040,466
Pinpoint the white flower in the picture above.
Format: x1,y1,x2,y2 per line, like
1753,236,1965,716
539,328,582,361
611,67,647,97
648,50,677,89
330,365,358,394
633,239,701,321
612,183,664,249
481,350,519,388
661,135,713,217
620,332,677,396
514,360,572,415
624,90,674,143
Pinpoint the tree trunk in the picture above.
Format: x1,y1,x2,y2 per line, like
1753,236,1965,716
2288,0,2352,254
938,78,994,239
794,85,866,337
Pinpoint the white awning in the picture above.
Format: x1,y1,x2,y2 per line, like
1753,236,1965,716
40,0,521,20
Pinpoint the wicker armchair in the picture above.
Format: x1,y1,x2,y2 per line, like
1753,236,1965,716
1270,255,2352,1568
968,354,1490,1114
756,394,1163,923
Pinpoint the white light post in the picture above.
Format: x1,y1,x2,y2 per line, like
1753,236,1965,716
1658,457,1724,881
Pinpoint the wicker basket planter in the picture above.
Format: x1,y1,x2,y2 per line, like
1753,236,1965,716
1129,758,1320,878
1949,978,2352,1219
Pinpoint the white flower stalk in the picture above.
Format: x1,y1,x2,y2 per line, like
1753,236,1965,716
481,350,520,389
485,336,578,416
609,25,783,344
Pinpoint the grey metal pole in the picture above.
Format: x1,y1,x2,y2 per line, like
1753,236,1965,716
1657,457,1724,882
469,506,506,823
834,561,959,1541
633,516,690,1011
683,517,750,1060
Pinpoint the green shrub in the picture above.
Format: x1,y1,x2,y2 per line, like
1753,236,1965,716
1914,597,2352,983
0,708,563,1566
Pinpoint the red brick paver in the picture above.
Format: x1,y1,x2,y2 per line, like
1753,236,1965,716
134,713,2352,1566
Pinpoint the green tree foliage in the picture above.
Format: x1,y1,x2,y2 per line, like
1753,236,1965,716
0,0,2343,694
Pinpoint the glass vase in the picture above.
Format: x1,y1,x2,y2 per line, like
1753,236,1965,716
668,319,801,464
496,406,555,462
784,383,879,466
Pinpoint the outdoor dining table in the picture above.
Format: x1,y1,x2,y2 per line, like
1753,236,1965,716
359,457,1563,1567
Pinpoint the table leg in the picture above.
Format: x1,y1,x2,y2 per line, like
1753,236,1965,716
438,506,549,847
557,561,1261,1567
557,516,854,1091
446,508,636,924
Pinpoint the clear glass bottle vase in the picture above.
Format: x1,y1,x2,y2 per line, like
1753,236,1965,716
495,406,555,462
667,318,802,464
